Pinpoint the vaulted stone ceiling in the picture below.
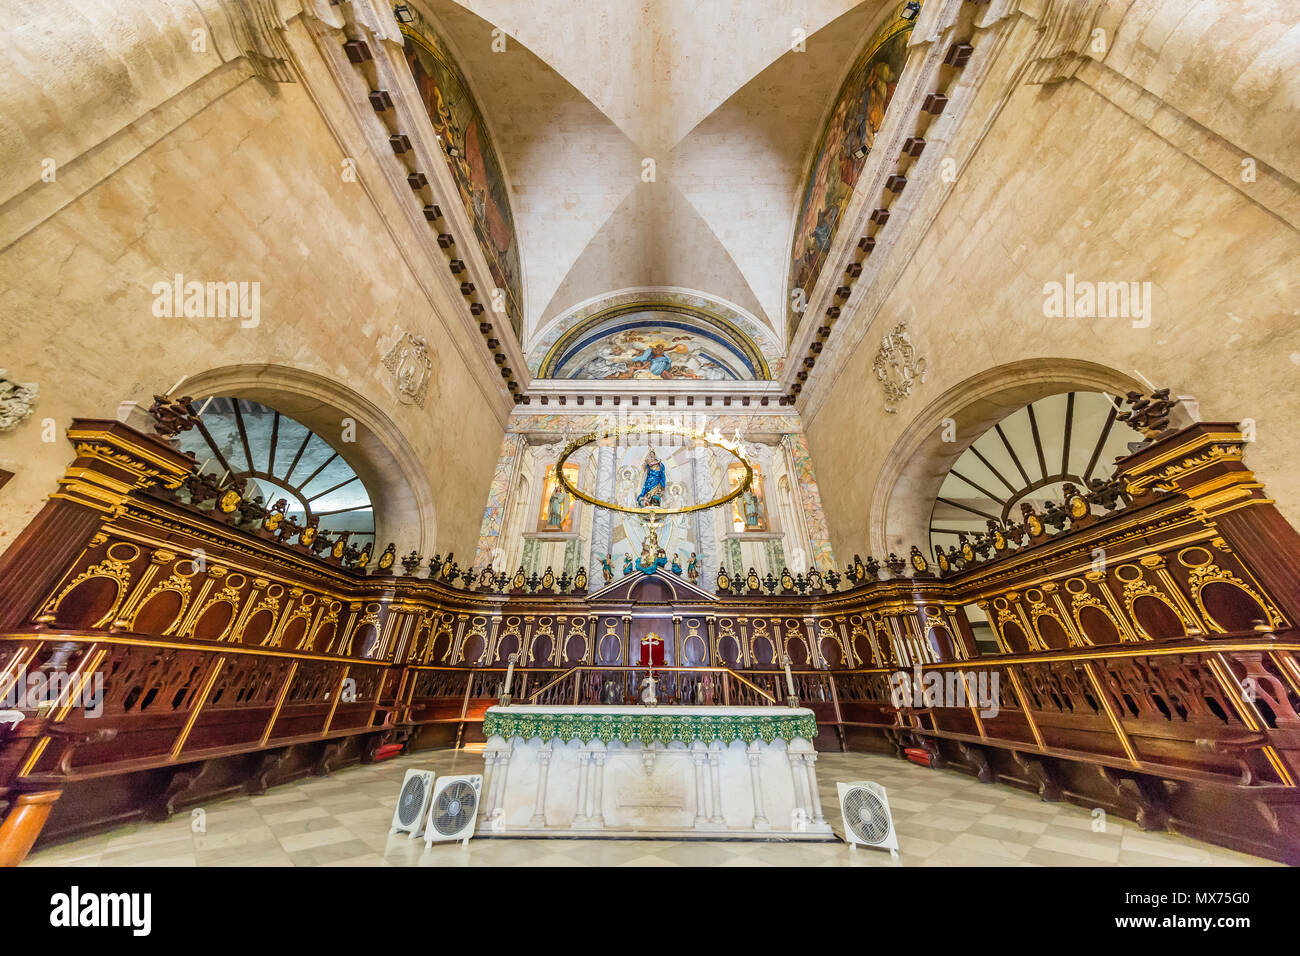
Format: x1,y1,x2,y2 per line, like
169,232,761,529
419,0,898,349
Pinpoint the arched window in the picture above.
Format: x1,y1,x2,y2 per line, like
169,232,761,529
177,397,375,544
928,391,1142,557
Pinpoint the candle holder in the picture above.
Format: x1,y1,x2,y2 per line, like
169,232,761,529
781,655,800,708
499,652,518,706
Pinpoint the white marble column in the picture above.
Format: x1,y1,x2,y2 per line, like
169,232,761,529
529,743,553,828
488,742,514,829
481,749,499,817
747,742,770,831
802,750,827,826
690,444,718,574
587,746,607,828
788,750,812,827
707,746,725,827
589,446,616,570
692,743,709,828
572,747,591,826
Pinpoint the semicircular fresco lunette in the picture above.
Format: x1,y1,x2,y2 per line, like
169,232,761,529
538,302,772,381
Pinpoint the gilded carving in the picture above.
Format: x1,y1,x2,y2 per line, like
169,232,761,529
1125,443,1245,494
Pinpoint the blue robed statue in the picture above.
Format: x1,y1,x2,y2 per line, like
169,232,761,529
636,450,667,508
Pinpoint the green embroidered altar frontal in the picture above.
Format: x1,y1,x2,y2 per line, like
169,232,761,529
482,709,818,745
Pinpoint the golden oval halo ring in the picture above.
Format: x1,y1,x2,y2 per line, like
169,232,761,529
555,423,754,517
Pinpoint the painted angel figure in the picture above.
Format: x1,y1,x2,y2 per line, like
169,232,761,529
600,553,614,584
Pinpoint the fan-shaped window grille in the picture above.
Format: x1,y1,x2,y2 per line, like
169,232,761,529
928,392,1142,557
176,398,375,542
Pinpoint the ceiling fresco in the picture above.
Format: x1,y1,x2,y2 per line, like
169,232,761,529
536,301,772,381
401,9,524,336
787,3,915,339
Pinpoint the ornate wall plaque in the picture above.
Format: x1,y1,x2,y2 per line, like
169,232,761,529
0,370,37,431
871,323,926,413
382,332,432,407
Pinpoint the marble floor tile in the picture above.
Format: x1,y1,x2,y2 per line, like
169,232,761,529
1034,832,1120,863
287,838,375,866
277,825,358,854
22,749,1278,868
258,804,332,827
951,831,1031,860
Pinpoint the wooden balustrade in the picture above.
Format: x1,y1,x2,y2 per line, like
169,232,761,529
2,413,1300,861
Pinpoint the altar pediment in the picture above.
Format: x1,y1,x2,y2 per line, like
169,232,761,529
584,568,718,604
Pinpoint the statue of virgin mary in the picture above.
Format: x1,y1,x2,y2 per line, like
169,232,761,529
636,450,667,508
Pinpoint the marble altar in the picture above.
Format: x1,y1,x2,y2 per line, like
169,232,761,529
478,705,835,840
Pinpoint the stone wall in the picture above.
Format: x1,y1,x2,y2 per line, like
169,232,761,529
0,1,506,558
802,0,1300,561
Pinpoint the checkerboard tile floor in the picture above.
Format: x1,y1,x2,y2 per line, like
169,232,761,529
23,750,1275,867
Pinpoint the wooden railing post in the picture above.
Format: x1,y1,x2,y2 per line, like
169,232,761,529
259,661,298,747
454,669,475,749
0,790,63,867
170,654,226,759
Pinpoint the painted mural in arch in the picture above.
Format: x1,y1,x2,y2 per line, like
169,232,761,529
530,290,783,379
538,302,772,381
787,4,915,339
555,323,753,381
401,12,523,337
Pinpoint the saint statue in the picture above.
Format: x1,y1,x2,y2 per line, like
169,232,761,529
742,487,761,529
670,553,682,575
635,526,669,574
636,450,667,508
622,553,633,575
546,483,567,528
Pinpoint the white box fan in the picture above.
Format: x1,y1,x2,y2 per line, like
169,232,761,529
424,774,483,847
390,768,437,838
837,781,899,858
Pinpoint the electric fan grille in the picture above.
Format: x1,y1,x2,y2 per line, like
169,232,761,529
843,787,891,844
397,775,429,829
432,779,479,835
